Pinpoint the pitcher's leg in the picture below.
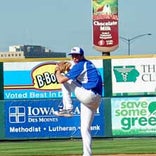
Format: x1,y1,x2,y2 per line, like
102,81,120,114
61,83,73,110
80,103,95,156
64,80,101,110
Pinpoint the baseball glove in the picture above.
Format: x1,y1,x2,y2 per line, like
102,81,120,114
55,61,71,73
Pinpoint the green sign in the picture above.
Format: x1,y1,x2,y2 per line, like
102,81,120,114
113,66,139,82
111,97,156,136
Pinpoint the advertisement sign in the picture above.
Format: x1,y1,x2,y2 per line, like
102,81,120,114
112,58,156,96
5,99,105,139
92,0,118,52
111,97,156,136
4,60,104,99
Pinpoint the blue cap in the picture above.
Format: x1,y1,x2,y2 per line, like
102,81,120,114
68,47,84,55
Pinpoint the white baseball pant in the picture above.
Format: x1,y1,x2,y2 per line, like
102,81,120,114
61,80,101,156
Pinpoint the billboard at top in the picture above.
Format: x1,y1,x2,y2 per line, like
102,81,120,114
3,60,104,100
111,58,156,96
92,0,119,53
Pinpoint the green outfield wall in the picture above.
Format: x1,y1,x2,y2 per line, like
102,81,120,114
0,55,156,140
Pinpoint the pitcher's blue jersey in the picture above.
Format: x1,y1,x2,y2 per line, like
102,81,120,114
65,59,102,95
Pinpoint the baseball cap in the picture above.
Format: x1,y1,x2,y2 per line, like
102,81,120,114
68,47,84,55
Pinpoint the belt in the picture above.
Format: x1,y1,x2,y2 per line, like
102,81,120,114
91,88,98,94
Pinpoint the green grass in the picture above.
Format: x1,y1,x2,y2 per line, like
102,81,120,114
0,138,156,156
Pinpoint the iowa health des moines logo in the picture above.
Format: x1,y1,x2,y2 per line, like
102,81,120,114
9,106,25,123
113,65,139,82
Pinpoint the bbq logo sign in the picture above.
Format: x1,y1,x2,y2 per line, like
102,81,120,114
3,62,62,99
3,60,104,99
112,58,156,96
111,97,156,136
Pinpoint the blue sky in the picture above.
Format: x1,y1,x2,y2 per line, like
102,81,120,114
0,0,155,56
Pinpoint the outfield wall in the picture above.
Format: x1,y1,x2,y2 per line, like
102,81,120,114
0,55,156,140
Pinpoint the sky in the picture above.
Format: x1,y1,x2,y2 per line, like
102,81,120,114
0,0,155,56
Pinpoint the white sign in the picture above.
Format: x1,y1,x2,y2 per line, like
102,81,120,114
112,58,156,96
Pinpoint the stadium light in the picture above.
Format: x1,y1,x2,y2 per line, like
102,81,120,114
120,33,152,55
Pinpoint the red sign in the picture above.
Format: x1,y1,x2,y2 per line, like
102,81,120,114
92,0,119,53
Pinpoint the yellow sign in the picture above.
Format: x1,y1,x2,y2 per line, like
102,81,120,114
32,63,61,90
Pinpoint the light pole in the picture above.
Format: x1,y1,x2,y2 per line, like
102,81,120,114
120,33,152,55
